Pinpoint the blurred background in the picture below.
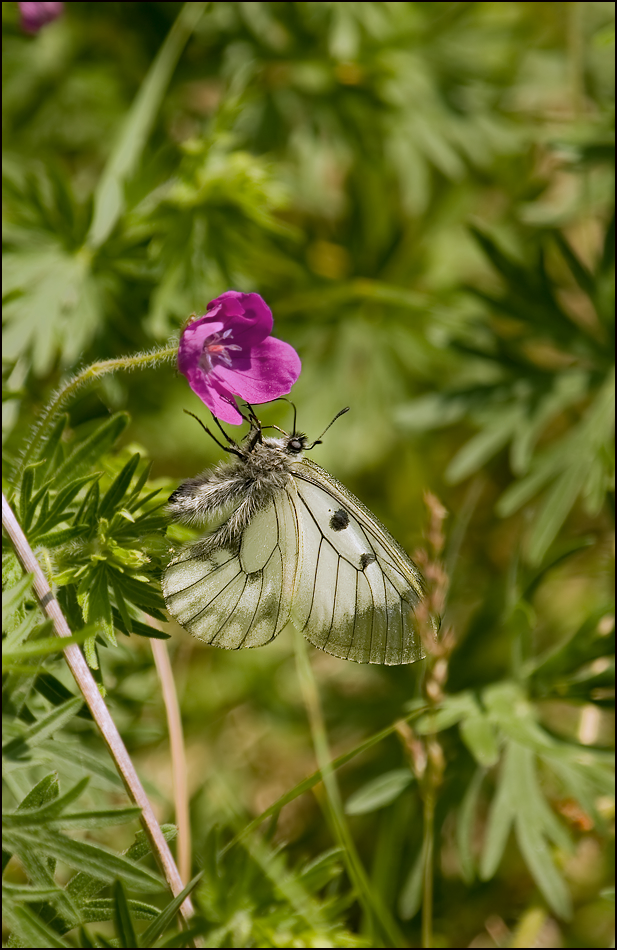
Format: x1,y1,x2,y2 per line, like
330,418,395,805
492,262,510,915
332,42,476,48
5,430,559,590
2,2,614,947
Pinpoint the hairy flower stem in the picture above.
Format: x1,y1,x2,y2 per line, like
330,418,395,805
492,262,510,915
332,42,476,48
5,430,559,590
2,494,197,939
18,345,177,476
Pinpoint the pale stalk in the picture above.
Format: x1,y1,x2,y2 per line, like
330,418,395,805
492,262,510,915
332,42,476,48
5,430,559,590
151,637,191,885
2,494,196,939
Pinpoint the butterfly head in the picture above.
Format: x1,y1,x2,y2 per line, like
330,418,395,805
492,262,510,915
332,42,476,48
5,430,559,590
285,433,309,455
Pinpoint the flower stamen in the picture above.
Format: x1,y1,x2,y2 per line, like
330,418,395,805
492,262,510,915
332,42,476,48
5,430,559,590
199,331,243,372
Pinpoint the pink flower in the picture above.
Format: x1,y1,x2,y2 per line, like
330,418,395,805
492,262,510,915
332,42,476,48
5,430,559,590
19,2,63,33
178,291,301,425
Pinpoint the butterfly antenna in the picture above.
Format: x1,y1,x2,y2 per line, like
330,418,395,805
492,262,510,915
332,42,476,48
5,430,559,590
183,410,245,460
307,406,350,450
262,396,298,435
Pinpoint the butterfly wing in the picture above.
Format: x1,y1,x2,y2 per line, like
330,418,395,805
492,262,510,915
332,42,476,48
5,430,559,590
288,458,425,665
163,490,298,649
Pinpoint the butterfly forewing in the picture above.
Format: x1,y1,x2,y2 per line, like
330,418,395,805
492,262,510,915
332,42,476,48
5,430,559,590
288,460,424,665
163,491,298,649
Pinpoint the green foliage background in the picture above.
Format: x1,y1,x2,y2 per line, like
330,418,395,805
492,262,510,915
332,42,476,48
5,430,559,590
2,2,614,947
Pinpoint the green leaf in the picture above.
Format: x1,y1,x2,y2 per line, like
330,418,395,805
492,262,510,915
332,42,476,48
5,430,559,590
2,696,83,759
2,773,60,873
112,606,171,640
1,882,64,901
124,461,153,508
35,739,124,791
344,768,413,815
79,897,159,924
446,407,523,483
18,464,38,523
17,773,60,810
2,572,34,619
2,626,94,664
1,902,71,949
140,872,203,946
12,776,89,824
3,828,162,892
109,572,133,634
2,609,43,652
32,473,102,536
21,807,142,831
414,692,477,734
51,414,129,489
113,879,139,949
113,572,167,616
65,825,177,905
552,232,596,298
30,524,92,549
78,926,95,949
98,453,141,520
480,742,516,880
397,849,423,921
34,672,93,719
80,568,116,648
459,710,500,767
34,414,68,475
456,768,485,885
74,479,100,527
526,457,592,566
515,815,572,919
87,2,208,248
298,848,344,893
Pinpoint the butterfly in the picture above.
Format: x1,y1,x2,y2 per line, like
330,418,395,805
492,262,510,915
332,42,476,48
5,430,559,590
163,407,426,665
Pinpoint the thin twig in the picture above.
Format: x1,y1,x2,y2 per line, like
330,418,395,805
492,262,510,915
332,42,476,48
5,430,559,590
151,637,191,884
2,494,196,932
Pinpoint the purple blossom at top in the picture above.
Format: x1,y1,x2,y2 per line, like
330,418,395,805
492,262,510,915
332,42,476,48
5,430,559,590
19,1,63,33
178,291,301,425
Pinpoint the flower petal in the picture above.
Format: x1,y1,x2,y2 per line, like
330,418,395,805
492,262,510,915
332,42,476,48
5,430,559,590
210,336,302,403
183,368,244,425
206,291,273,347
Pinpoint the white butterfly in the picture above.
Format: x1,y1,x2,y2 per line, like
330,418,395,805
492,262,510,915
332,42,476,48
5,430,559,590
163,409,425,665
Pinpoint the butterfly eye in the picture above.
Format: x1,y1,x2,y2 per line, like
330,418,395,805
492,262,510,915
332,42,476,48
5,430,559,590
287,438,304,454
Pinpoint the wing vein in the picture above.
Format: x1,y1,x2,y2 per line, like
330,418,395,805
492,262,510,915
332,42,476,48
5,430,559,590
166,553,237,595
346,570,359,661
322,556,341,651
237,571,265,649
210,574,250,646
184,568,243,627
302,536,322,633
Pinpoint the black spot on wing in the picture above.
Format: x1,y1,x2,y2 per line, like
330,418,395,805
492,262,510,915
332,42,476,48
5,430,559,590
360,552,376,570
330,508,349,531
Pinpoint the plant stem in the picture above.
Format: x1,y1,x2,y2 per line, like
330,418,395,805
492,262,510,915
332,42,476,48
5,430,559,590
18,345,177,475
294,629,408,948
2,494,196,937
421,788,435,949
151,637,191,885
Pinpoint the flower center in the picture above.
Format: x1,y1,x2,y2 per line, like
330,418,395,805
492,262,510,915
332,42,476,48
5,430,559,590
199,329,242,372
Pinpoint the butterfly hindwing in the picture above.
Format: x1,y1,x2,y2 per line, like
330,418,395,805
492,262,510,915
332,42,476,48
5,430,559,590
288,460,424,665
163,491,298,649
